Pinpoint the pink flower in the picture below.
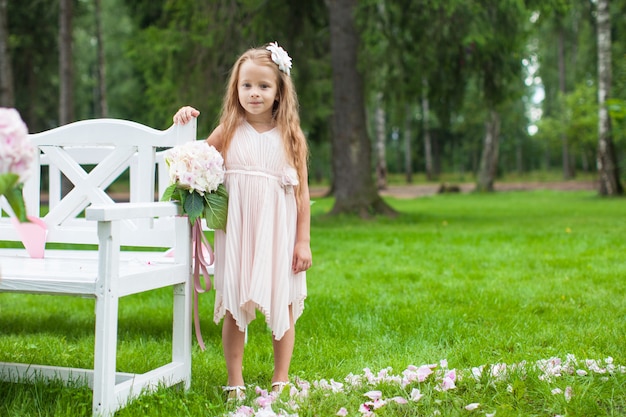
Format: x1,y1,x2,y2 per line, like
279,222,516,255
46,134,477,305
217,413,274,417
0,107,35,222
165,140,224,195
0,108,33,182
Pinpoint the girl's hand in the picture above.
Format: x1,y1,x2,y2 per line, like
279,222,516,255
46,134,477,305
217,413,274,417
292,241,312,274
173,106,200,125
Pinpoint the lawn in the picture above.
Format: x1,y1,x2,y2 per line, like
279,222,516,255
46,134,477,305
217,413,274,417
1,189,625,416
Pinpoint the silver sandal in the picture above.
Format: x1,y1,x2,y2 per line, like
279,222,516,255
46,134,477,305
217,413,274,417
223,385,246,401
271,381,290,393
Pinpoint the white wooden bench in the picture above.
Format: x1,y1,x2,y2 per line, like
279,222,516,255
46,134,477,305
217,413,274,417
0,118,200,416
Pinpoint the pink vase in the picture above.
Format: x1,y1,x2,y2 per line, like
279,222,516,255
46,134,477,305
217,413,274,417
11,215,48,258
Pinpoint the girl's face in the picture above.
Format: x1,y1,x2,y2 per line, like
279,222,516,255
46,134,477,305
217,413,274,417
237,60,278,122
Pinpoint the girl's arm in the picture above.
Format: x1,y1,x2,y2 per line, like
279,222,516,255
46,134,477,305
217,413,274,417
292,170,312,274
206,124,225,152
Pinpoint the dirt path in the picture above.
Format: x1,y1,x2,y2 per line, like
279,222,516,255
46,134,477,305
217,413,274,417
309,180,598,199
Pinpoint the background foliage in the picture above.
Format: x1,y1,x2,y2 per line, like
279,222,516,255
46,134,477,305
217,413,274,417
3,0,626,184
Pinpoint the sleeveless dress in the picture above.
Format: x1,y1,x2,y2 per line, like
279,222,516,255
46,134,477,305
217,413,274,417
213,121,307,340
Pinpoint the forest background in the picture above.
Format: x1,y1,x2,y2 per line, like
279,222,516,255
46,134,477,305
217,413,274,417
0,0,625,216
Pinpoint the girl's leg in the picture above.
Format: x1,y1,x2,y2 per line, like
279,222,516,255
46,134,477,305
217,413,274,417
272,306,295,385
222,311,246,387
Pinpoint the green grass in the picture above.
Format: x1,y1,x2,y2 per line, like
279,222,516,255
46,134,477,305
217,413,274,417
1,189,626,416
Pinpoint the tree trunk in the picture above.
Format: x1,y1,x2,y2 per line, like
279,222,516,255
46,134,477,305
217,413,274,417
374,93,387,190
476,109,501,192
59,0,74,197
557,18,573,179
515,137,523,175
0,0,14,107
59,0,74,125
596,0,623,195
403,104,412,184
328,0,395,217
422,77,434,181
95,0,108,117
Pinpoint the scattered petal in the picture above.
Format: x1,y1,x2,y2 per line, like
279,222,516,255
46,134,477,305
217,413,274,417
465,403,480,411
364,390,383,400
336,407,348,416
390,396,408,404
372,399,387,409
410,388,424,402
564,386,573,402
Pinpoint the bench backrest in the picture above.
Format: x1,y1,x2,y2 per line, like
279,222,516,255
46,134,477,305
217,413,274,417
0,118,196,247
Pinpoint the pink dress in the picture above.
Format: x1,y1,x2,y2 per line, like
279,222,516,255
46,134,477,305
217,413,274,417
213,121,307,340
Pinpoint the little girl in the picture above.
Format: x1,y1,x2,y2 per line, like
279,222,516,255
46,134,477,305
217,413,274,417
173,42,312,400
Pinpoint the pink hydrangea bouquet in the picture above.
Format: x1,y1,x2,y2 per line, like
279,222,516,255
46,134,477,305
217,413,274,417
161,140,228,230
0,108,36,223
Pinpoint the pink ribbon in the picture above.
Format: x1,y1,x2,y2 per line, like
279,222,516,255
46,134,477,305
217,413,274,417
191,218,214,351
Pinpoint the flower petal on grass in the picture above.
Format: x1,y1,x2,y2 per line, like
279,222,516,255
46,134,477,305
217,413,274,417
410,388,424,402
372,399,387,409
336,407,348,416
390,396,408,404
564,386,573,402
364,390,382,400
465,402,480,411
438,373,457,391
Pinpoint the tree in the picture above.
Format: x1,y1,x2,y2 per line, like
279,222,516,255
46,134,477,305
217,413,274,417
95,0,107,117
59,0,74,125
0,0,13,107
596,0,623,195
471,0,529,192
328,0,394,217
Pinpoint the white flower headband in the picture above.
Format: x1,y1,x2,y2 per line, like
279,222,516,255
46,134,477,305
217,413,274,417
266,42,292,76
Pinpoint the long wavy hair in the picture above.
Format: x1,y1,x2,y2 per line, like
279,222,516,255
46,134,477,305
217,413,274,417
218,44,309,206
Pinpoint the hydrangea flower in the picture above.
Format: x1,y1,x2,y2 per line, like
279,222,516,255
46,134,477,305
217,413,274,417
162,140,228,229
0,107,36,222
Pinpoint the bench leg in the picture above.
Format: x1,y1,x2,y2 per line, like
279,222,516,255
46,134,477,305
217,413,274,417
93,220,121,417
172,283,192,389
172,215,192,389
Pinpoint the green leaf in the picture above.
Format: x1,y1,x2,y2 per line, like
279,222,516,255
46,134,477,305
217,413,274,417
4,183,27,223
160,183,179,202
0,173,19,196
183,190,205,224
204,186,229,231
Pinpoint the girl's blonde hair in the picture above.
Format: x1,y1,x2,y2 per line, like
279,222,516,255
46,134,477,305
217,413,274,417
218,45,309,205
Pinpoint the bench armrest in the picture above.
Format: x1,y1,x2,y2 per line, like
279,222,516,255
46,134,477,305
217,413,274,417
85,202,182,221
